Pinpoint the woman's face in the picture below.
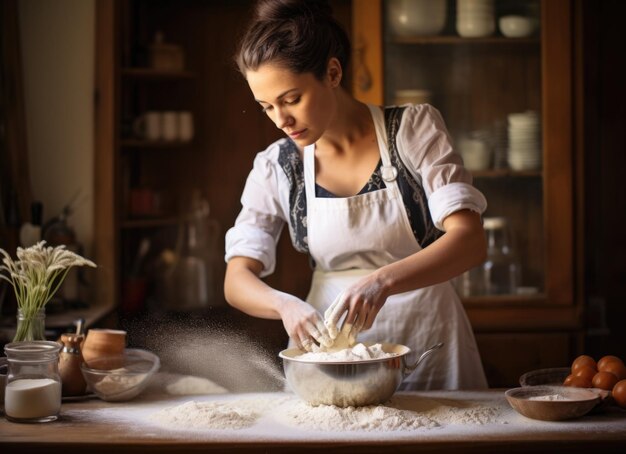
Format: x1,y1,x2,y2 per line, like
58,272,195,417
246,62,337,146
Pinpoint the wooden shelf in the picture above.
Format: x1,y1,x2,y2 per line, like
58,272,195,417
120,67,197,79
462,293,546,306
388,35,540,45
120,139,193,149
120,217,181,229
471,169,542,178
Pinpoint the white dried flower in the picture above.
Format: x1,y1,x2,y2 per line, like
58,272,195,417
0,240,97,318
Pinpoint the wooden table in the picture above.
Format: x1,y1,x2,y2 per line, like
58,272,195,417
1,388,625,453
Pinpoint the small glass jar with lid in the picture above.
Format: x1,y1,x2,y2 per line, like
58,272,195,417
4,341,62,423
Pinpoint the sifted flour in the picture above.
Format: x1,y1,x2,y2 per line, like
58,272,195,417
297,343,396,362
149,394,502,432
273,399,440,431
147,372,229,396
150,395,284,430
95,371,145,396
528,394,570,401
150,400,260,430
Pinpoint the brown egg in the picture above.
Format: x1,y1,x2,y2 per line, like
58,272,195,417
592,371,620,390
601,360,626,381
612,379,626,409
571,355,597,373
564,374,592,388
597,355,624,371
574,365,597,383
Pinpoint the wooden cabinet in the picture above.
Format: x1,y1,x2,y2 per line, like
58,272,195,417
352,0,581,386
95,0,292,316
93,0,350,323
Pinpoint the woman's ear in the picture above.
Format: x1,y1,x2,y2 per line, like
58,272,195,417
326,57,343,88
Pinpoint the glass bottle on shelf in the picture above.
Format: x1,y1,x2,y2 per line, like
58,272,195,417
160,191,220,311
481,217,521,295
456,216,521,297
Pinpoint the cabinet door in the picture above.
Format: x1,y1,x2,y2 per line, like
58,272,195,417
352,0,574,311
475,332,572,387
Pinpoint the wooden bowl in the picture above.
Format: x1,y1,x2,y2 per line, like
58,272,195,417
505,385,602,421
519,367,570,387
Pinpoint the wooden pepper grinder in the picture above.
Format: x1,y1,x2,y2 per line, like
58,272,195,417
59,319,87,397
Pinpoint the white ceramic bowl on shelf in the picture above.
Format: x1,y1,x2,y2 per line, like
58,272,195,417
386,0,447,37
499,15,536,38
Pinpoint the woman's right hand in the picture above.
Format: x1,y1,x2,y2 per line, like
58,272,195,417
225,257,332,351
277,297,333,352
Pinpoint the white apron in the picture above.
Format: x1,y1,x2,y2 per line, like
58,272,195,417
301,104,488,390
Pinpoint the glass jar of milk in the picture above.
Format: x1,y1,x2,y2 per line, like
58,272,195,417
4,341,62,423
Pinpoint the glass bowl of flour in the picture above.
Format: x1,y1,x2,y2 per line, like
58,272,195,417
81,348,160,402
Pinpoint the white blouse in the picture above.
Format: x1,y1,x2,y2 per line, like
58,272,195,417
225,104,487,277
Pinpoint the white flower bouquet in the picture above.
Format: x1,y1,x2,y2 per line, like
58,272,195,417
0,241,97,341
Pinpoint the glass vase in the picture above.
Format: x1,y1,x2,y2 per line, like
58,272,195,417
13,307,46,342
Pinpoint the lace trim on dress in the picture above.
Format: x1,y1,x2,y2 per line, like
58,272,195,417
277,139,309,253
384,106,443,247
315,160,385,197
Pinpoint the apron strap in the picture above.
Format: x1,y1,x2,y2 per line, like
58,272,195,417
303,143,316,202
367,105,399,184
366,105,392,169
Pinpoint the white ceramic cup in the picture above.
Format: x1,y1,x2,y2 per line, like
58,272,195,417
178,111,194,142
161,111,178,142
459,137,491,171
133,111,162,141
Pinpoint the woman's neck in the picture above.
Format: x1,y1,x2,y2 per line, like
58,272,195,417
316,90,374,156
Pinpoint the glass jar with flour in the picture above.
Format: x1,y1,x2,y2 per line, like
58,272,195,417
4,341,62,423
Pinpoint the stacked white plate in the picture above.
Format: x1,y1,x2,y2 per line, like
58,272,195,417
456,0,495,38
507,111,541,170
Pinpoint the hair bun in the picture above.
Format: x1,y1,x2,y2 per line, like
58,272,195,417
255,0,332,22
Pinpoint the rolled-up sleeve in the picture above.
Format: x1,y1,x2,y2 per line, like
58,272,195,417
397,104,487,230
225,146,287,277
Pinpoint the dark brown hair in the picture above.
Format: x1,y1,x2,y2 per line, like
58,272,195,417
236,0,350,80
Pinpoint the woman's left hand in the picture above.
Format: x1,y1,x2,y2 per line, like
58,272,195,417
324,272,388,340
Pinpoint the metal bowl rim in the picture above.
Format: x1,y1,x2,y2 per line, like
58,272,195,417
279,342,410,365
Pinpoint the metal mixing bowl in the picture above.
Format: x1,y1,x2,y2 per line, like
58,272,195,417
279,342,443,407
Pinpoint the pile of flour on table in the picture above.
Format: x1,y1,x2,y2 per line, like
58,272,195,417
296,343,397,362
151,400,260,430
150,395,281,430
149,394,502,432
275,395,501,430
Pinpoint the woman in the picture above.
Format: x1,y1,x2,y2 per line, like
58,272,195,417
224,0,488,390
